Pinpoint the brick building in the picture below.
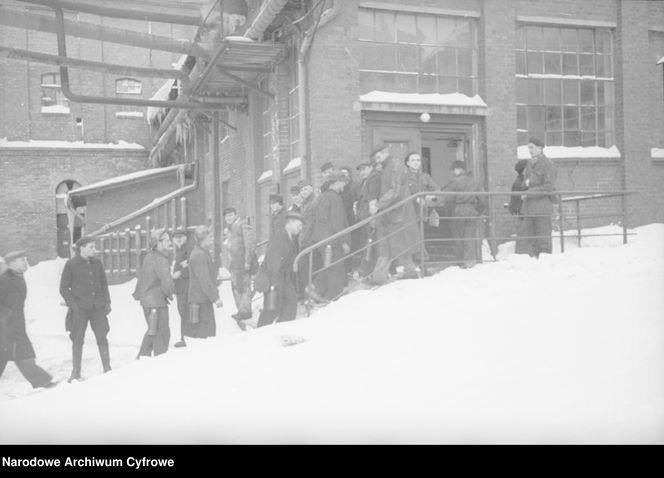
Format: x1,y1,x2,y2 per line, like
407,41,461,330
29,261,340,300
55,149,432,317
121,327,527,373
2,0,664,265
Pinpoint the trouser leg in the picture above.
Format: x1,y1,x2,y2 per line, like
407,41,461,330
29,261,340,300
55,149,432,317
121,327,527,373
231,270,252,316
257,294,278,328
89,309,111,372
152,308,170,356
276,295,298,323
138,307,155,357
69,306,89,379
16,358,53,388
522,215,539,257
534,215,553,255
462,220,479,266
176,292,189,339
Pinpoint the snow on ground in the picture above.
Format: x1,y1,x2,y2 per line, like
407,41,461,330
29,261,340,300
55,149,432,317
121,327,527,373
1,224,663,444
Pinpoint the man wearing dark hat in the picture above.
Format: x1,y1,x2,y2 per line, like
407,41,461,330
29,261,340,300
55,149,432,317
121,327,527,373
133,228,174,357
172,228,191,347
59,236,112,381
256,211,303,327
222,207,256,328
288,185,302,213
0,251,56,388
355,161,381,277
310,171,350,301
268,194,286,239
522,137,557,258
509,159,533,256
319,161,336,193
188,226,223,338
442,160,486,268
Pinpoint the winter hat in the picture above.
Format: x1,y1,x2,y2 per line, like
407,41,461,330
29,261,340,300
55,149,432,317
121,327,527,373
320,161,335,173
290,185,301,195
528,136,544,148
268,194,283,205
327,171,346,183
297,179,312,189
356,162,372,170
223,207,237,216
4,250,27,264
149,228,169,249
75,236,95,253
172,227,187,238
194,225,210,243
514,159,529,175
450,160,466,171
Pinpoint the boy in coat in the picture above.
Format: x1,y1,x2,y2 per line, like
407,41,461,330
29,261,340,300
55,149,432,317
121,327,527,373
188,226,223,338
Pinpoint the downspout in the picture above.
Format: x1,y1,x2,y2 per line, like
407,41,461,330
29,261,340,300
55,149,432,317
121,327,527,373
298,0,340,181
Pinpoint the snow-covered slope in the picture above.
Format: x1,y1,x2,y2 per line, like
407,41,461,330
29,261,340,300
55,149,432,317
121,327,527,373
1,225,663,444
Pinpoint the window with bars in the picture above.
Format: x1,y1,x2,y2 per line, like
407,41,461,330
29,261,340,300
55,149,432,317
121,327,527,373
40,73,70,114
115,78,143,117
515,25,614,147
358,8,478,96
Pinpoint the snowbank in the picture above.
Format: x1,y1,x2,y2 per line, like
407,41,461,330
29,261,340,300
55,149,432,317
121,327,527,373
1,224,663,444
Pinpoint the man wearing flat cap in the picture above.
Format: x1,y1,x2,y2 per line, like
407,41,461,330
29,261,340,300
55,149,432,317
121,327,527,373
268,194,286,239
522,137,557,258
0,251,56,388
59,236,112,381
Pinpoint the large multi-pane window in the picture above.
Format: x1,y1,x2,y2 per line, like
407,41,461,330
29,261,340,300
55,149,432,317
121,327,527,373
287,44,300,161
516,25,614,147
40,73,70,114
358,8,478,96
115,78,143,116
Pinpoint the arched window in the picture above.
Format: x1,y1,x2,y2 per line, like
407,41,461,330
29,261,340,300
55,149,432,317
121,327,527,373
115,78,143,118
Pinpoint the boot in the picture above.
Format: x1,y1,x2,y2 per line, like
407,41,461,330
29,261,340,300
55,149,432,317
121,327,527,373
69,344,83,382
98,344,111,373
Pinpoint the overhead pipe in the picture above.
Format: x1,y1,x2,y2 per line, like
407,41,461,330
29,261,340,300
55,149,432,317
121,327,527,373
243,0,290,40
0,7,209,59
52,7,245,109
18,0,208,26
0,46,190,80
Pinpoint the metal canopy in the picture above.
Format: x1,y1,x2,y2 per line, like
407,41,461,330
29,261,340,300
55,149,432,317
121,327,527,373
196,39,287,97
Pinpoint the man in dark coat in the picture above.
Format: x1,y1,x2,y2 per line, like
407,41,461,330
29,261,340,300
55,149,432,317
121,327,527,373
355,162,381,277
222,208,256,327
442,160,486,268
59,236,112,381
256,212,303,327
509,159,533,255
296,180,316,298
172,229,191,347
133,229,174,357
522,137,558,258
311,172,350,301
0,251,55,388
269,194,286,238
369,146,420,284
288,185,302,213
188,226,223,338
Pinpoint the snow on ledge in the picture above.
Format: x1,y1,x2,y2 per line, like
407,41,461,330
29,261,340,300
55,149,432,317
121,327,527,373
116,111,145,119
517,145,621,159
70,164,184,196
225,36,255,42
257,170,273,183
0,137,145,150
360,91,487,107
651,148,664,159
40,105,71,115
282,157,302,174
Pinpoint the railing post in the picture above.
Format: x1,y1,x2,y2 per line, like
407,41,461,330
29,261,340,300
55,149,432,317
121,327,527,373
419,196,425,276
180,197,187,229
558,199,565,253
124,228,131,275
622,193,628,245
134,225,142,274
99,236,106,274
307,250,313,318
575,199,581,248
171,199,177,232
146,215,152,234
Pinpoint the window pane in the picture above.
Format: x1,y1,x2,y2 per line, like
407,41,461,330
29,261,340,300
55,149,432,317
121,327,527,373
546,106,562,130
581,106,596,130
601,82,613,106
564,131,581,147
564,106,579,129
604,106,614,131
457,77,473,96
598,54,612,77
516,51,527,75
456,20,473,48
526,26,542,51
420,46,437,74
563,79,579,104
580,80,595,104
528,106,545,136
543,52,561,74
605,131,614,147
419,75,437,93
562,53,578,75
595,54,606,77
417,15,436,45
516,26,526,50
437,48,456,76
516,78,529,104
517,105,527,129
373,44,396,70
437,17,456,46
546,131,562,146
597,30,612,55
457,48,473,77
581,132,596,146
527,51,543,74
597,106,605,130
579,54,594,76
528,79,544,104
375,11,396,42
358,9,374,41
396,44,417,72
396,13,416,43
596,132,606,147
578,29,594,53
396,74,417,93
438,76,456,94
360,72,396,93
544,79,561,104
542,27,559,51
561,28,577,52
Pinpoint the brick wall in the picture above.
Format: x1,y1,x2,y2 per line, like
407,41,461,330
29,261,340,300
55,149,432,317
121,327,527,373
0,148,149,260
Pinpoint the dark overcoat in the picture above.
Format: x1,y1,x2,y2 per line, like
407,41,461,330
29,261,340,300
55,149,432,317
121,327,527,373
0,270,36,361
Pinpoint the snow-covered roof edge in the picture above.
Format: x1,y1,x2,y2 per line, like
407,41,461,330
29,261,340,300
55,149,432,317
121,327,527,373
657,56,664,65
651,147,664,159
359,91,487,107
69,164,187,197
517,145,621,159
282,157,302,175
0,138,145,150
